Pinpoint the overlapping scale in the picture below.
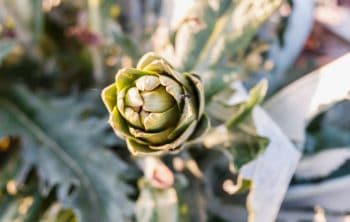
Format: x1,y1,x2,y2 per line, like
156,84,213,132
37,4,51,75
102,52,210,156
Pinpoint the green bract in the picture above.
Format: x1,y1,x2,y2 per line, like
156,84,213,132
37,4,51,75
101,52,210,155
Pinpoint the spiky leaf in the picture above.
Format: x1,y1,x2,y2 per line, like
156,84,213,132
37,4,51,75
0,86,134,222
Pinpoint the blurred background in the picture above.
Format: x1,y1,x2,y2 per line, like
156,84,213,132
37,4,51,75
0,0,350,221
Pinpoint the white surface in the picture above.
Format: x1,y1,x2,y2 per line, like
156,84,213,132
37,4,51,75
265,53,350,212
240,107,300,222
264,53,350,147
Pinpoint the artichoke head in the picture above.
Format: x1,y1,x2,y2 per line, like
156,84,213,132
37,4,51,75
102,52,209,155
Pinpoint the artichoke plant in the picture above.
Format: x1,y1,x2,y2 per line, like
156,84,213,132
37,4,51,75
102,52,209,155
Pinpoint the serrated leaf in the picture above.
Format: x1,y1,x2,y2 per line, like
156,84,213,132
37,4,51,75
0,86,134,222
0,153,45,222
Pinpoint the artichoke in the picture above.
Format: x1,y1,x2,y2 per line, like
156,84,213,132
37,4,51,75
101,52,209,155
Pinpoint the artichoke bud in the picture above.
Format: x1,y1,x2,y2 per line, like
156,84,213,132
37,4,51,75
101,52,210,155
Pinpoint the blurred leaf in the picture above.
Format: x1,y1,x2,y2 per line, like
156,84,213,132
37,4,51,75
202,66,240,102
225,80,268,128
287,101,350,211
227,131,269,171
176,174,207,222
32,0,44,42
204,80,269,171
285,174,350,212
108,23,140,60
0,86,134,222
166,0,284,72
0,141,21,194
0,192,43,222
265,55,350,215
0,148,47,222
204,126,268,171
209,0,284,68
264,53,350,147
40,205,77,222
136,181,178,222
174,2,220,71
295,148,350,180
266,0,314,94
305,100,350,153
0,41,15,64
240,106,300,222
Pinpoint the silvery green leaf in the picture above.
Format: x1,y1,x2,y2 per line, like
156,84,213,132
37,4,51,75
264,0,314,94
285,175,350,212
225,80,268,128
0,86,134,222
239,106,300,222
277,207,344,221
201,0,284,70
286,101,350,211
107,22,140,60
32,0,43,42
305,100,350,154
0,188,42,222
154,0,234,71
295,148,350,180
264,53,350,148
205,80,269,171
264,54,350,213
136,184,178,222
202,66,240,102
204,126,269,172
204,77,300,221
210,80,300,221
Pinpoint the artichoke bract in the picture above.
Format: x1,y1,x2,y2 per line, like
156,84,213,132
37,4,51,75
102,52,209,155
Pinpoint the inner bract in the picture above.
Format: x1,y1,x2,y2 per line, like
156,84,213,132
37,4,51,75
122,75,181,132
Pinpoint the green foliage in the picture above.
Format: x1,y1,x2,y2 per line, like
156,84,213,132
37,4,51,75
0,86,134,222
136,181,178,222
102,52,209,155
0,0,293,221
305,101,350,153
167,0,284,72
0,41,15,63
205,80,269,171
